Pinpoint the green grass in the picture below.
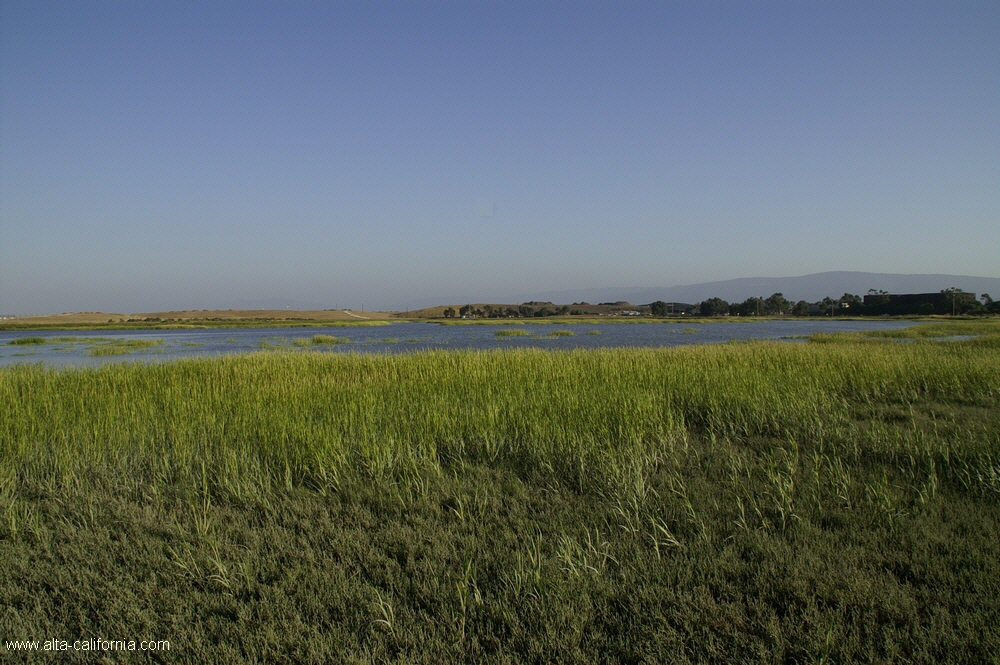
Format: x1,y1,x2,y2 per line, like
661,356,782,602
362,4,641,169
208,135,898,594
265,334,355,350
291,334,351,347
858,318,1000,340
7,337,46,345
6,335,169,352
86,339,165,356
546,329,574,337
2,324,999,662
495,329,532,338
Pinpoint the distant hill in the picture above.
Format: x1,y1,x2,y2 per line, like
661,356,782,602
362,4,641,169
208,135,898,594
513,272,1000,306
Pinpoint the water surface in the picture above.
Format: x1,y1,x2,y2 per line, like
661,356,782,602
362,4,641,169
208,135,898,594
0,320,919,368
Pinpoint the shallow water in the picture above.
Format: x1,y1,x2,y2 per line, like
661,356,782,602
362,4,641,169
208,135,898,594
0,319,919,368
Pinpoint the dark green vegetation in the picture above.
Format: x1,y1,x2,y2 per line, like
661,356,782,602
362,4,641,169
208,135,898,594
697,289,998,318
259,335,402,351
495,329,575,339
418,288,996,321
2,321,1000,663
86,338,165,356
6,337,46,346
495,329,532,338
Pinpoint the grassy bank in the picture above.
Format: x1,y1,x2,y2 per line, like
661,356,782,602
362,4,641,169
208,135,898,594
2,327,999,662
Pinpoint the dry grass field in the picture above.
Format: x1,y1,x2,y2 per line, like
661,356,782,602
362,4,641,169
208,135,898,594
5,309,397,326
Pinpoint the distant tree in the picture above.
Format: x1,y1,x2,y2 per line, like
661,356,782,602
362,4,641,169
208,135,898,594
838,293,863,314
840,293,862,306
731,297,763,317
941,288,978,315
518,305,534,318
534,307,554,317
699,297,730,317
650,301,669,317
791,300,810,316
459,305,473,317
505,307,519,318
764,293,790,315
443,307,456,318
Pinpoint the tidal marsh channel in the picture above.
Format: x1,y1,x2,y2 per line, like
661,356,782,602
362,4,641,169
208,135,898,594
1,319,998,663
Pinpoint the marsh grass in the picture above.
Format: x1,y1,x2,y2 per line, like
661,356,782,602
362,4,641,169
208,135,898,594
291,334,350,347
7,335,157,351
86,339,165,356
7,337,46,345
2,323,999,662
495,329,532,338
268,334,354,349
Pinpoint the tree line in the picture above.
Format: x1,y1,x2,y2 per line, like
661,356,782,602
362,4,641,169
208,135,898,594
689,289,1000,317
443,304,574,319
440,289,999,320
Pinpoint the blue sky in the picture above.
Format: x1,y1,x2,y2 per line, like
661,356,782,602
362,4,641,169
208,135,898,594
2,1,997,313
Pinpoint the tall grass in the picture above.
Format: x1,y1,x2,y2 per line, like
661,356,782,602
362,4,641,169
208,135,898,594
2,329,999,662
2,338,997,496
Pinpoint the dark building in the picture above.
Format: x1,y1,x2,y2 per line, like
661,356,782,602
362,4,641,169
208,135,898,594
862,292,974,315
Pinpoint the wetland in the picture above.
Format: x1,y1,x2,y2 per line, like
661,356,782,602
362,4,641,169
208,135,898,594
2,319,998,662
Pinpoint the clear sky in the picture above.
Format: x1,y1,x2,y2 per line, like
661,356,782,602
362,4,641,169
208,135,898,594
2,1,997,314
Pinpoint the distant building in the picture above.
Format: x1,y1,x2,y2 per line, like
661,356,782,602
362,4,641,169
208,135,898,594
862,291,974,315
665,302,693,314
